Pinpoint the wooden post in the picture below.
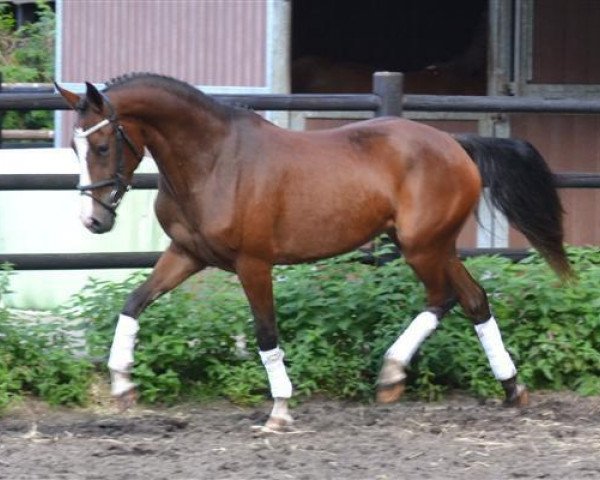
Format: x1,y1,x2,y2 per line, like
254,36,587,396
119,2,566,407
373,72,403,117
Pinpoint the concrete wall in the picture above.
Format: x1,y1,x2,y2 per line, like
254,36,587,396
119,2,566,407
0,148,168,310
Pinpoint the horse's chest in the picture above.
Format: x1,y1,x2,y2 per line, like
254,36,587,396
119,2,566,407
166,220,236,269
155,195,236,269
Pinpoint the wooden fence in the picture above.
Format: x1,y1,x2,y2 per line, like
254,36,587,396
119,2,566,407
1,72,599,270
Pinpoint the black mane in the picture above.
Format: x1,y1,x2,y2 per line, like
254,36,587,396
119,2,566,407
103,72,237,118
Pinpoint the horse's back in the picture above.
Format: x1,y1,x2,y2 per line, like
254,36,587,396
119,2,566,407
272,116,481,207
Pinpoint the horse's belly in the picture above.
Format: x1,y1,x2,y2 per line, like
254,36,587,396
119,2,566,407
273,194,394,263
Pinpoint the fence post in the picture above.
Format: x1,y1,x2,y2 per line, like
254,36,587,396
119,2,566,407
373,71,403,117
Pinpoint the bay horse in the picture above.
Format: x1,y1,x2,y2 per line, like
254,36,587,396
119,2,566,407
56,73,571,433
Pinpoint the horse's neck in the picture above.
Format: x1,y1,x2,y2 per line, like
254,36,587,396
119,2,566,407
118,90,232,182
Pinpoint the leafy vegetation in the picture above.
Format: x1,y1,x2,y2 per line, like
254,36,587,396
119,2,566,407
0,266,91,410
0,1,55,129
1,247,599,410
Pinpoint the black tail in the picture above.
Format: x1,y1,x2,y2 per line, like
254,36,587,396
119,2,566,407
454,134,573,279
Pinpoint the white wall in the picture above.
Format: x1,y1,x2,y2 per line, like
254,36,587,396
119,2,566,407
0,148,169,310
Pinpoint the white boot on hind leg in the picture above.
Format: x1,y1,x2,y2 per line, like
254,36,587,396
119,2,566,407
377,311,439,403
475,316,529,407
474,316,516,381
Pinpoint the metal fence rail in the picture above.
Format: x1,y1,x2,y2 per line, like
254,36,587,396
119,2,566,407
1,72,598,270
6,91,600,115
1,172,598,192
4,249,538,271
2,252,162,270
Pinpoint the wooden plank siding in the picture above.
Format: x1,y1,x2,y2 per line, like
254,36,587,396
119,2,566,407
59,0,267,86
531,0,600,85
57,0,269,147
510,114,600,247
509,1,600,247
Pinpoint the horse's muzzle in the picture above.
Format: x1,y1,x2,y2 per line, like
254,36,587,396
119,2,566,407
82,214,114,234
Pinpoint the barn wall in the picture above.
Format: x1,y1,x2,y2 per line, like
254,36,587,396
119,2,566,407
507,0,600,248
58,0,267,86
510,114,600,247
531,0,600,85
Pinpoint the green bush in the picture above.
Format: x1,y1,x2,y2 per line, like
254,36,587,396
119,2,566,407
0,266,91,410
56,247,599,406
63,271,257,405
2,248,598,408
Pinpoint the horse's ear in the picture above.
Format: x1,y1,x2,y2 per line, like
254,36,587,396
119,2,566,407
54,82,81,110
85,81,105,112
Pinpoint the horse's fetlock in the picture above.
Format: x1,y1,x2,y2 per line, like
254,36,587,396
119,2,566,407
377,358,407,386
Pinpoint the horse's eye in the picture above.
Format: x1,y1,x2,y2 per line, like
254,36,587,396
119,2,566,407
97,144,110,156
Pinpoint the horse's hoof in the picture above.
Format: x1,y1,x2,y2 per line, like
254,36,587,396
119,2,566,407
115,387,137,413
376,381,405,404
251,415,294,434
265,415,294,432
504,384,529,408
376,358,407,403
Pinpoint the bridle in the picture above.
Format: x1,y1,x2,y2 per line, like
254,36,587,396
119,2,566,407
74,94,144,216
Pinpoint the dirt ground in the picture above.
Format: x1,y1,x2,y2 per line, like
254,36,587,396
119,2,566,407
1,391,600,480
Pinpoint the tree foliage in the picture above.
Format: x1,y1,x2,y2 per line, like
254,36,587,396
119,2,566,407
0,1,55,129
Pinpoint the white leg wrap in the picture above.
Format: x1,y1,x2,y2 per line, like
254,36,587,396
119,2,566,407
475,316,517,381
107,314,139,374
385,311,439,366
110,370,137,397
259,347,292,399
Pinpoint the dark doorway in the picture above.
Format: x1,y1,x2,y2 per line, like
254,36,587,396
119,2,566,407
291,0,488,94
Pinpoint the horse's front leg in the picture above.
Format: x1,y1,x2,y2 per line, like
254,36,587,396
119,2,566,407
108,243,204,411
236,257,293,432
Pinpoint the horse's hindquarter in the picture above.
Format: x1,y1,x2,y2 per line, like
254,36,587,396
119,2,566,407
374,119,482,246
260,118,481,263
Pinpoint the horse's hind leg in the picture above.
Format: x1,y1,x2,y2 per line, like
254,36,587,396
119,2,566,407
377,239,457,403
446,257,529,406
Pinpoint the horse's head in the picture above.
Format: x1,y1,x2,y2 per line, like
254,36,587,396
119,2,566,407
56,82,144,233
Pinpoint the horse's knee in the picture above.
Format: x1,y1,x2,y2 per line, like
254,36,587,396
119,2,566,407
122,281,158,318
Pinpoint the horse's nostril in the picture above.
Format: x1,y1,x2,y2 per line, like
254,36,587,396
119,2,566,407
90,217,103,232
